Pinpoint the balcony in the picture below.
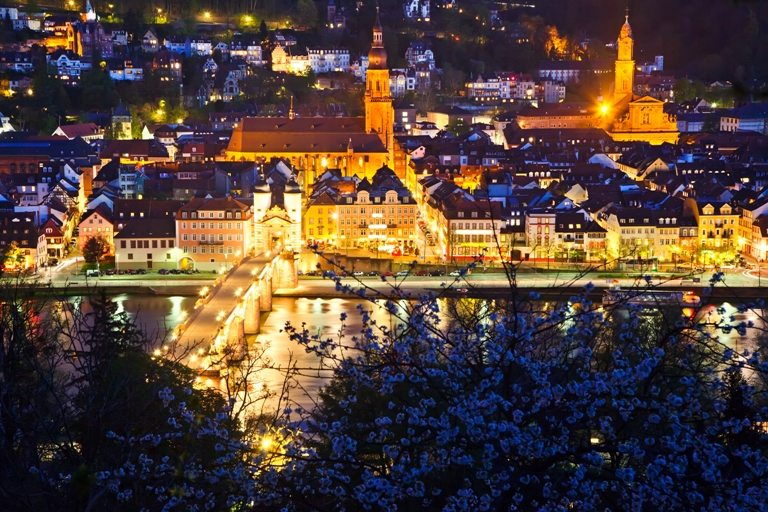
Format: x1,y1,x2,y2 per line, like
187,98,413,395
199,239,224,245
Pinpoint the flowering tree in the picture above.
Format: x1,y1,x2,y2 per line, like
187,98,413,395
3,267,768,510
0,288,273,511
266,269,768,511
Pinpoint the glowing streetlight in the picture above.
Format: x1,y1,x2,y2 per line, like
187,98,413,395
203,11,211,19
598,102,610,116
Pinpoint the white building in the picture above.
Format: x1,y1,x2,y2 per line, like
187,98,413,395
0,112,14,134
50,51,84,80
405,41,435,70
109,60,144,81
307,47,350,74
542,80,566,103
720,104,768,135
230,38,263,66
403,0,430,20
253,161,302,254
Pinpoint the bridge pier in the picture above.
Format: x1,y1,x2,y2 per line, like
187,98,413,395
244,290,261,334
260,276,272,312
273,252,299,289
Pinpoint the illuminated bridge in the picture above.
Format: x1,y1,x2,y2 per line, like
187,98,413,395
173,252,298,371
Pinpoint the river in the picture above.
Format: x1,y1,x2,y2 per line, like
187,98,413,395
102,293,768,413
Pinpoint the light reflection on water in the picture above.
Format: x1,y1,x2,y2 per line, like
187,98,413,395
103,295,768,412
70,294,197,344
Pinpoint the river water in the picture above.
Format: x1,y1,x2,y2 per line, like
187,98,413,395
104,293,768,413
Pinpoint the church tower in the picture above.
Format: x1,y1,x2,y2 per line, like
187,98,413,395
364,6,394,162
613,11,635,102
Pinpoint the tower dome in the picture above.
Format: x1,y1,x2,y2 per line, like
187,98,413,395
619,14,632,39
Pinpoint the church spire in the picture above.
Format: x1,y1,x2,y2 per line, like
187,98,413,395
367,2,387,69
614,6,635,102
372,3,383,48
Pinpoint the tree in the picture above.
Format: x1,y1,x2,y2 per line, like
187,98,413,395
264,266,768,511
295,0,318,28
1,242,25,272
0,286,277,511
82,236,108,265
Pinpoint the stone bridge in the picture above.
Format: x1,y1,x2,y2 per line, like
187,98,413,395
173,251,298,371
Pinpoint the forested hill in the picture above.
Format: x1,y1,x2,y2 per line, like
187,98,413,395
533,0,768,81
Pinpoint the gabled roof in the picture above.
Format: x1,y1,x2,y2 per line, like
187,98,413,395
114,218,175,239
177,196,251,217
80,203,114,224
53,123,102,140
101,140,169,158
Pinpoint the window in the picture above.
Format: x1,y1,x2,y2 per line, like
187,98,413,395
152,240,158,248
130,241,136,248
127,253,133,260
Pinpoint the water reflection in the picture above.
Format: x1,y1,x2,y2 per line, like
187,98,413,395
87,294,768,414
72,294,197,343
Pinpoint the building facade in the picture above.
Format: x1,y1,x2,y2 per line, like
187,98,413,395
175,197,253,271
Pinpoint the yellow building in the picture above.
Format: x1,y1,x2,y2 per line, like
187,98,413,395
304,191,339,247
694,201,739,264
225,9,394,190
607,13,678,145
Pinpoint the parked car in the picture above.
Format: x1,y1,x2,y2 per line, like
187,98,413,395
158,269,170,275
449,270,462,277
85,269,100,277
395,270,410,277
367,271,379,276
380,271,393,277
352,271,365,277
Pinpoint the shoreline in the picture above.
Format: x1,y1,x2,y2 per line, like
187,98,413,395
3,278,766,304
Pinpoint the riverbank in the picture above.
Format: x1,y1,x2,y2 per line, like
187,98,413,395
274,280,768,304
4,273,766,304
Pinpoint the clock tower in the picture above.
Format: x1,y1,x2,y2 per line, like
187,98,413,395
365,6,394,162
614,11,635,102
